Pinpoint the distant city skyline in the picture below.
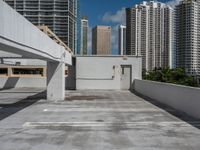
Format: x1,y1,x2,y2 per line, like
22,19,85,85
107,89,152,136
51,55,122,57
92,26,112,55
126,1,174,70
80,0,180,54
80,16,88,55
118,25,126,55
176,0,200,76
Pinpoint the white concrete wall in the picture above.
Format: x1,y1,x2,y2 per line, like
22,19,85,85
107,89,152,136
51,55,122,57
1,58,46,66
65,58,76,90
47,62,65,101
0,1,72,64
134,79,200,119
0,50,22,58
0,77,46,88
76,56,142,90
0,76,74,89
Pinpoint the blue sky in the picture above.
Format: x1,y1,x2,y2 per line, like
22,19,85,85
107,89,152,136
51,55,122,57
80,0,179,54
80,0,168,27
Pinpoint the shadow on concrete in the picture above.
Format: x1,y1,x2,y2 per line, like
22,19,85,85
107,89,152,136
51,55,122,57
0,58,3,64
0,91,46,121
131,89,200,130
0,77,20,91
65,57,76,90
0,92,40,94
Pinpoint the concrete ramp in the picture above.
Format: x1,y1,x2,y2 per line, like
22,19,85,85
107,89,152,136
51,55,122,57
0,1,72,64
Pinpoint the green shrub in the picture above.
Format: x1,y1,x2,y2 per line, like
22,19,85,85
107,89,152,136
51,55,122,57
142,68,199,88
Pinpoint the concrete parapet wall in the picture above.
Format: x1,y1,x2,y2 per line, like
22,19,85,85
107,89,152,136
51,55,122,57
0,76,74,89
0,77,46,89
134,79,200,119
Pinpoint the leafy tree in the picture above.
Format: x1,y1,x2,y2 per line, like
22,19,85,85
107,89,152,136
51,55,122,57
142,68,199,88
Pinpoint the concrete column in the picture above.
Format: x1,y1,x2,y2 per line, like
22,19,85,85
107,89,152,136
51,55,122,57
42,67,47,77
0,58,3,64
7,66,12,77
47,62,65,101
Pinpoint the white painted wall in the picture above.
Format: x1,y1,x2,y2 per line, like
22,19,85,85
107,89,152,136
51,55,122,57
0,77,46,88
134,79,200,119
0,50,22,58
1,58,46,66
76,56,142,90
47,62,65,101
0,76,74,89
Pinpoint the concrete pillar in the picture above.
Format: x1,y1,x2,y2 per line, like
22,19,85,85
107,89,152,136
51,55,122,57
0,58,3,64
47,62,65,101
7,66,12,77
42,67,47,77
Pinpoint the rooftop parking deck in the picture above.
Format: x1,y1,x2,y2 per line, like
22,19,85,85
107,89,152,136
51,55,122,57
0,88,200,150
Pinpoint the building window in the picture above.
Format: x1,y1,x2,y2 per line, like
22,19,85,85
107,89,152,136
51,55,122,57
12,68,44,76
0,68,8,76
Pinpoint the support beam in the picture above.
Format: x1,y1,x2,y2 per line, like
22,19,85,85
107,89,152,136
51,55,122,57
47,62,65,101
0,1,72,64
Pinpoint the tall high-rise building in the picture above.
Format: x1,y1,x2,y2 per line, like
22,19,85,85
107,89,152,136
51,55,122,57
92,26,112,55
80,16,88,55
126,1,174,70
175,0,200,76
118,25,126,55
4,0,79,53
76,0,81,54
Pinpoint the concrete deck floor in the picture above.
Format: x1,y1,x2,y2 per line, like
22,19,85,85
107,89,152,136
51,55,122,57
0,88,200,150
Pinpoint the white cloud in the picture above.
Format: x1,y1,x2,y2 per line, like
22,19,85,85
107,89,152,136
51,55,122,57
166,0,181,8
102,8,126,25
